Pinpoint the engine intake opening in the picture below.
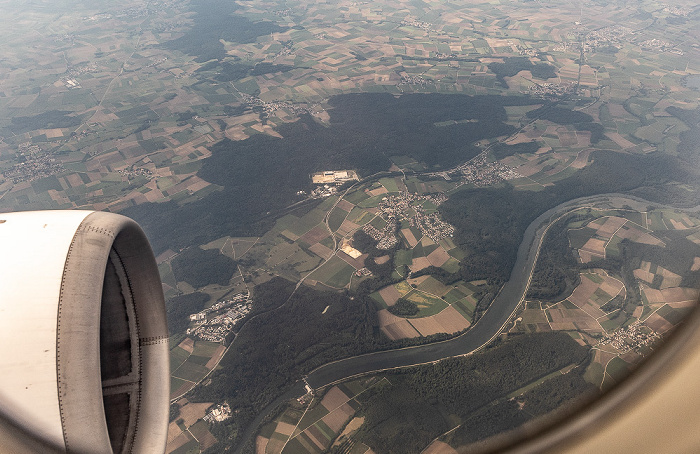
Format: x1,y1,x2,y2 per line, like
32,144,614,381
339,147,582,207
100,250,141,454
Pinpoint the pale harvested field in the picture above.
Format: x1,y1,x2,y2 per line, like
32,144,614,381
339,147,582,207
178,337,195,353
337,219,360,237
180,402,212,427
549,307,602,332
256,436,268,454
660,287,699,303
401,228,419,248
596,217,628,238
578,302,606,319
578,250,595,263
338,250,365,269
608,104,627,117
669,219,688,230
434,305,471,332
309,243,333,260
580,238,606,257
641,285,664,304
407,275,430,286
379,285,401,306
266,435,291,453
568,275,601,307
322,403,354,433
427,247,451,267
378,309,422,340
570,148,592,169
165,432,190,454
374,255,390,265
336,416,364,440
644,313,674,333
599,278,624,298
423,440,459,454
367,187,388,196
607,132,636,149
691,257,700,272
633,269,654,284
409,316,444,336
620,350,643,364
275,422,296,437
280,230,300,242
573,318,603,331
549,321,577,330
166,421,185,445
659,268,682,289
321,386,350,412
410,257,432,273
616,226,663,246
204,344,226,369
669,300,697,309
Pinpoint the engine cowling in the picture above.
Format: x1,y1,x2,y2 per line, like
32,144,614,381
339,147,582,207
0,210,169,453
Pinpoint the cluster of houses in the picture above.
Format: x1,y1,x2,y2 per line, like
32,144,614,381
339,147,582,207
187,293,252,343
597,321,661,354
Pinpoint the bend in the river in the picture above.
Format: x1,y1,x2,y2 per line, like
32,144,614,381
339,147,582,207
304,193,681,389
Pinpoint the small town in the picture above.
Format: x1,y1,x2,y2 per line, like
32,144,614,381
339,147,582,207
187,293,252,343
376,192,455,242
3,153,64,184
528,82,576,99
117,167,154,179
237,91,310,116
431,151,522,187
596,321,661,354
362,221,399,250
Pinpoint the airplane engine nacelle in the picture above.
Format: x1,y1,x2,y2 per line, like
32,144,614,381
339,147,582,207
0,211,169,453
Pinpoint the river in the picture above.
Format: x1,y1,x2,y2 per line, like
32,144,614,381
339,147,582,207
235,193,689,452
304,193,675,388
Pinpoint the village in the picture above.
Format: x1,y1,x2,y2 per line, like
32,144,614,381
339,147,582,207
187,293,252,343
376,192,455,243
430,151,522,187
596,321,661,354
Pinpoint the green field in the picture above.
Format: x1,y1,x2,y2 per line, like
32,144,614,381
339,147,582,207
309,255,354,288
192,340,221,357
170,346,190,373
173,359,210,382
405,290,449,317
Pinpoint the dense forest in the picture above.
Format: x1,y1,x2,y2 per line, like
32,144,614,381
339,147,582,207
491,140,540,160
525,105,606,143
190,277,384,447
170,247,237,288
124,93,539,254
488,56,557,88
667,106,700,166
388,298,420,316
355,332,593,453
165,292,211,334
196,60,295,82
445,371,595,447
9,110,84,134
163,0,287,62
527,212,592,300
